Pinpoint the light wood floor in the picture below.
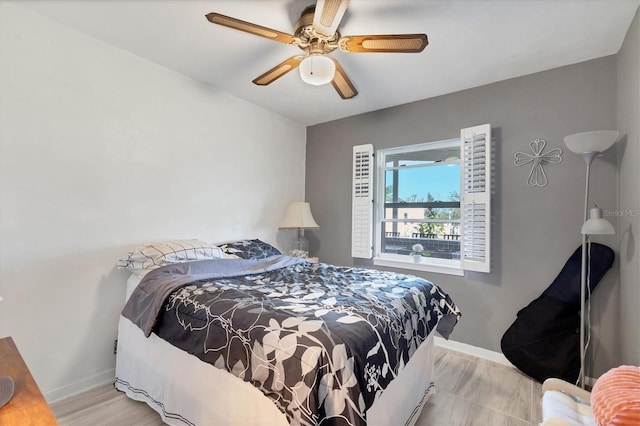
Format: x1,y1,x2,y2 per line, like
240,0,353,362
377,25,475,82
51,346,542,425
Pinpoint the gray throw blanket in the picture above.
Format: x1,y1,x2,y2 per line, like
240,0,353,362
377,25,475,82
122,255,306,337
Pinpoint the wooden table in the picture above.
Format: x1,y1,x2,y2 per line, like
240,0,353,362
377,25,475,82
0,337,58,425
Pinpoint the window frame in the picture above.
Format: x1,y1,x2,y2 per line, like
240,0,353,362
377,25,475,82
350,124,491,275
373,138,464,275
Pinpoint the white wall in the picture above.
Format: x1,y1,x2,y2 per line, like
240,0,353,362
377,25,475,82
616,8,640,366
0,3,306,401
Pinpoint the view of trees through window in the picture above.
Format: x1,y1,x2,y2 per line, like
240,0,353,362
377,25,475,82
379,142,462,259
385,188,460,238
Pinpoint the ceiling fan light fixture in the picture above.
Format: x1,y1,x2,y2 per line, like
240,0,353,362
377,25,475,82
299,54,335,86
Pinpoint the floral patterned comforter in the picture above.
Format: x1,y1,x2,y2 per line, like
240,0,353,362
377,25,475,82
124,257,460,426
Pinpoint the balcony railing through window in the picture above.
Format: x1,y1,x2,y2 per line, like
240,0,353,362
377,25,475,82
381,201,461,260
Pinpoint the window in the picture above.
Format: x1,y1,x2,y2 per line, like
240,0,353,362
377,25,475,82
377,139,462,272
351,124,491,275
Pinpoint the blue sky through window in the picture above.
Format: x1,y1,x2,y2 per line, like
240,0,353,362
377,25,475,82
387,164,460,201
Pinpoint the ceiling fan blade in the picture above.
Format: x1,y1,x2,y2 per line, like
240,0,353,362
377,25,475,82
313,0,350,38
206,13,296,44
252,55,304,86
339,34,428,53
331,59,357,99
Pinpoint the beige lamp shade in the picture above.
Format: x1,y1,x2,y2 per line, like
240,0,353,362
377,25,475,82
279,202,319,229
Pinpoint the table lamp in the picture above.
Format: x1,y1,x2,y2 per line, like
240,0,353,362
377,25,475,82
279,202,319,257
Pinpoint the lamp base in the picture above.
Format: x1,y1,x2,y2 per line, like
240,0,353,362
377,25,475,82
289,229,309,258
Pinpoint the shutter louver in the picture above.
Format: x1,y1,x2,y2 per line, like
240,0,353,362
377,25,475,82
352,144,374,258
460,124,491,273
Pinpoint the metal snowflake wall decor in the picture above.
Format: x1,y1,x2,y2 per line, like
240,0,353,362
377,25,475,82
514,139,563,187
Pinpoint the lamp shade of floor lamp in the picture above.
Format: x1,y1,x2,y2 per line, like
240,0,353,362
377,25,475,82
581,206,615,235
563,130,619,389
279,202,319,257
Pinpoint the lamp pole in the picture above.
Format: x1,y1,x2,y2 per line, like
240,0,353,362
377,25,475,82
579,152,598,389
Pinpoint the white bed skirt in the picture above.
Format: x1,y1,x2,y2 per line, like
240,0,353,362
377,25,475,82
115,276,436,425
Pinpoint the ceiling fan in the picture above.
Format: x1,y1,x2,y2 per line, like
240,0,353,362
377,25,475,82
205,0,428,99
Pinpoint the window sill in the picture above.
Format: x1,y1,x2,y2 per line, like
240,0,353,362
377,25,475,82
373,257,464,276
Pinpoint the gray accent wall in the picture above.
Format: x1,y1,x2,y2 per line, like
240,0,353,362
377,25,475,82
616,8,640,367
306,56,623,377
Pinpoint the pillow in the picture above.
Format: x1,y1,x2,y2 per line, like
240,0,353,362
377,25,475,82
217,239,281,260
117,239,225,271
591,365,640,426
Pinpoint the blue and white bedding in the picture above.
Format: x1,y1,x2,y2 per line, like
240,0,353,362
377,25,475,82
122,256,460,426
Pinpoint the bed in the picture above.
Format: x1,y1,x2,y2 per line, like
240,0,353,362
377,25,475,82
114,239,461,426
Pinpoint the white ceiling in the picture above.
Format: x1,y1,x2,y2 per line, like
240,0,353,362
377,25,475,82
17,0,639,126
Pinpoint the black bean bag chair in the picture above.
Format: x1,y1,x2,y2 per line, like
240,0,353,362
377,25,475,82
500,243,614,383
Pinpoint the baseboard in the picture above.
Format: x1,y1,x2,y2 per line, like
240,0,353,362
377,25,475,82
585,375,598,388
44,368,115,403
434,337,515,368
435,337,601,386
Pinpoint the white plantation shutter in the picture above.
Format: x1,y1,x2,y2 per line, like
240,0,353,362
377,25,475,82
352,144,374,258
460,124,491,272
